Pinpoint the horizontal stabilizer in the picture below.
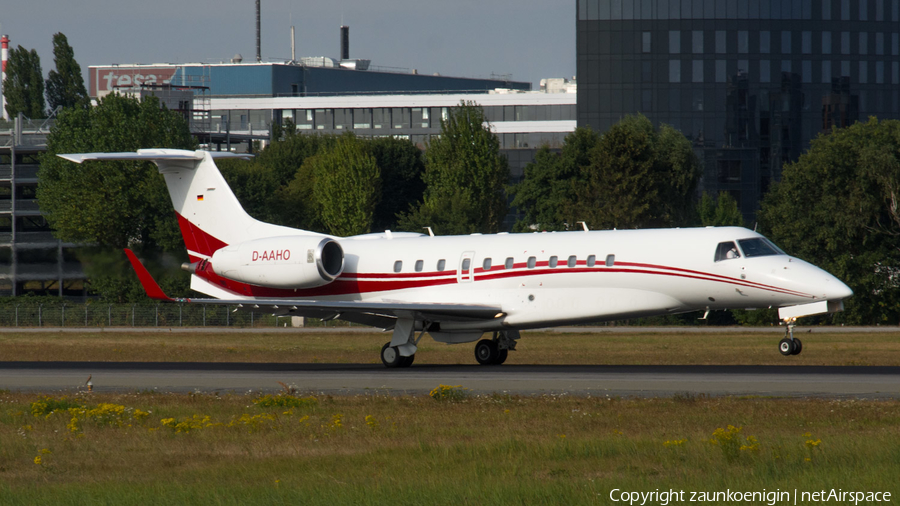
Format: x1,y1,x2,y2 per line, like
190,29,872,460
58,150,252,165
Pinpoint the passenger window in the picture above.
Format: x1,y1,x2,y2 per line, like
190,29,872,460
527,256,536,269
393,260,402,272
437,259,446,271
415,260,424,272
567,255,577,267
549,256,558,268
714,241,741,262
505,257,514,269
605,254,615,267
587,255,596,267
462,258,471,271
483,258,492,271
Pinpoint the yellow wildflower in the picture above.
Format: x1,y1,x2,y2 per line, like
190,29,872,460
33,456,42,466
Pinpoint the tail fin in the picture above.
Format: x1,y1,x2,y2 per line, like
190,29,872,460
59,149,315,262
123,248,174,301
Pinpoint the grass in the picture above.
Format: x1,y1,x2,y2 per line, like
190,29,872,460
0,392,897,504
0,329,898,365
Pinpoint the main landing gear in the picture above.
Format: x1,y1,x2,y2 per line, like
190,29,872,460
778,318,803,356
381,342,415,368
474,330,520,365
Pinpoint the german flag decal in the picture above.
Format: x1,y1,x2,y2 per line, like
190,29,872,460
197,195,204,201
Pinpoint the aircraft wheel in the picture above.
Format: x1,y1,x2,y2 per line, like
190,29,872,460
475,339,499,365
495,349,509,365
401,353,416,367
790,337,803,355
381,342,404,368
778,338,795,356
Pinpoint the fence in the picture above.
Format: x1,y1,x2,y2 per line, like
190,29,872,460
0,303,355,328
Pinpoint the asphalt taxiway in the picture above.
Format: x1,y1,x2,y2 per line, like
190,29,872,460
1,362,897,398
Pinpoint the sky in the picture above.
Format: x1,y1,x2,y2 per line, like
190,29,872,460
2,0,575,88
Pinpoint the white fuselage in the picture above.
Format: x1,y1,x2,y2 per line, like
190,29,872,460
192,226,852,332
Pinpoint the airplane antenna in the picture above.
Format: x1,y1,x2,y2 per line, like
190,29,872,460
423,227,434,237
753,222,758,231
576,221,589,232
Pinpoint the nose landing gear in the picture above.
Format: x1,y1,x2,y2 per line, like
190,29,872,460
778,318,803,356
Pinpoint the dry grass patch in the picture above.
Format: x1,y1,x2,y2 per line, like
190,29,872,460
0,391,898,504
0,330,899,365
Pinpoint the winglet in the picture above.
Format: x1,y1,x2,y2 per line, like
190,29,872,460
124,249,174,301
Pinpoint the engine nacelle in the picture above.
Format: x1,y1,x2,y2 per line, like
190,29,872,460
209,236,344,289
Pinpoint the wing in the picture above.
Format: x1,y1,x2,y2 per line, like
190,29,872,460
124,249,503,329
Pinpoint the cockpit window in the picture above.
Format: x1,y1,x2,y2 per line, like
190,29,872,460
714,241,741,262
738,238,785,258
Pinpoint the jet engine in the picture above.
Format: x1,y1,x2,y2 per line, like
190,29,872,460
207,236,344,288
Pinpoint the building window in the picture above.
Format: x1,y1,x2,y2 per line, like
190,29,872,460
859,33,868,55
841,32,850,54
669,60,681,82
894,62,900,84
693,31,703,53
841,60,851,77
782,60,792,73
876,33,885,55
716,31,726,53
353,108,372,129
761,60,771,82
669,31,681,53
760,31,770,53
822,31,832,54
642,90,652,111
802,31,812,54
392,108,410,129
860,0,868,20
693,60,704,82
876,61,885,83
642,32,652,53
716,60,727,82
738,31,748,53
860,61,869,83
894,33,899,55
642,61,652,82
822,60,832,83
877,0,885,19
841,0,850,19
782,31,792,53
822,0,831,19
802,60,812,82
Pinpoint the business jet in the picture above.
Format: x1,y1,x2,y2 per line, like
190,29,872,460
59,149,853,367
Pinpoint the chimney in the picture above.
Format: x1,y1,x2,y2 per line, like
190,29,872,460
340,25,349,61
1,34,9,120
256,0,261,62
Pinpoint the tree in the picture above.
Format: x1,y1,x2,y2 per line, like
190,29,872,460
399,102,509,235
38,93,195,252
366,136,425,232
3,45,45,118
510,127,600,231
310,133,381,237
513,115,700,232
698,191,745,227
759,117,900,324
45,33,89,111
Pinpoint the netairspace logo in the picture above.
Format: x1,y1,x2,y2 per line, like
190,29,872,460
608,488,892,506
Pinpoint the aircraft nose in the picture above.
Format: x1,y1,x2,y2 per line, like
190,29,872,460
826,276,853,300
825,278,853,300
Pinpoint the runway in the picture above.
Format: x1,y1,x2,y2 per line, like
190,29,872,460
1,362,897,398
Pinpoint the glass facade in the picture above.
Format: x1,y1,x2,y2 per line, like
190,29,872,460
576,0,900,220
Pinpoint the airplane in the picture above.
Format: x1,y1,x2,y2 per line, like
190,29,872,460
58,149,854,367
